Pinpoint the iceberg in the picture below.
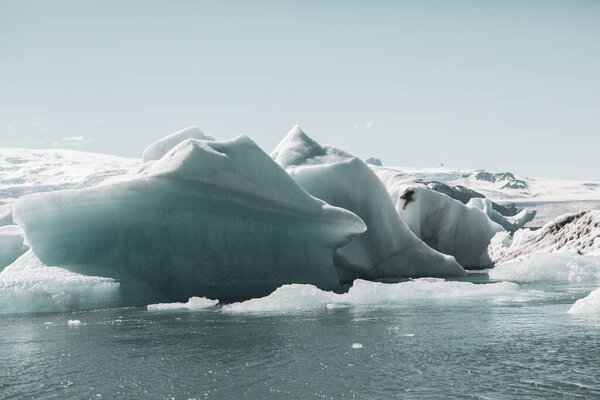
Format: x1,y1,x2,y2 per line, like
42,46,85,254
374,169,505,268
0,225,28,270
467,197,536,232
147,297,218,311
142,126,214,162
14,135,365,303
272,126,465,281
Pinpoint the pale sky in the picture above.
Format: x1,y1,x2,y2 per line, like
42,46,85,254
1,1,599,180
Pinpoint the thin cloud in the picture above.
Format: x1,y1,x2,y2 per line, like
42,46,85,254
54,136,85,147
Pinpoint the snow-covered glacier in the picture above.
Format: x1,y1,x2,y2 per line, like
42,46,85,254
271,126,465,280
13,135,366,302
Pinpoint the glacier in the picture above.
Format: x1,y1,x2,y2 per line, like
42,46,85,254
271,126,465,280
14,135,366,303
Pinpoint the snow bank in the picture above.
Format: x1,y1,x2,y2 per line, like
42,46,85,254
467,198,536,232
568,288,600,316
0,251,119,314
147,297,218,311
271,126,465,281
142,126,214,162
223,278,519,313
374,171,504,268
0,225,28,270
489,252,600,283
14,135,365,303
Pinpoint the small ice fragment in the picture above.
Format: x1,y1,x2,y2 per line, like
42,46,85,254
403,333,415,337
43,322,52,325
326,303,335,309
147,297,218,311
351,343,363,349
547,349,557,353
68,319,81,326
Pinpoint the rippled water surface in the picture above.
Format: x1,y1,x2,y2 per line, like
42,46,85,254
1,281,600,399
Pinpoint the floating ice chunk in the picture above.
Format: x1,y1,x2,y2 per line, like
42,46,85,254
351,343,363,349
223,278,519,313
374,172,504,268
15,135,365,302
568,288,600,315
467,198,536,232
147,297,218,311
142,126,214,162
222,284,339,313
489,252,600,283
67,319,82,326
0,225,28,270
0,251,119,314
272,126,465,280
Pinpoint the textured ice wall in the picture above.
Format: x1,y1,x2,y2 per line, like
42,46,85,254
375,171,504,268
15,136,365,302
272,126,465,281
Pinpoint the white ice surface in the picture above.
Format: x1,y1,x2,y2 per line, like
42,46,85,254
0,251,119,314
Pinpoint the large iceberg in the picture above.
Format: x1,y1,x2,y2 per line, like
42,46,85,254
374,169,505,268
14,135,366,302
142,126,214,162
271,126,465,280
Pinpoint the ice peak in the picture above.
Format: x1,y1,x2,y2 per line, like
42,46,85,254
142,126,215,162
